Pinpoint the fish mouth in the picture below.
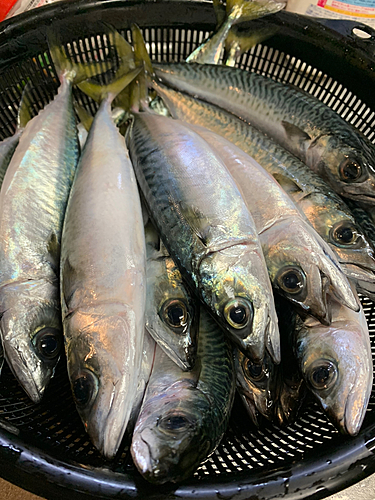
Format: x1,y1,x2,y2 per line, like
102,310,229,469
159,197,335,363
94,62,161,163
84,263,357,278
339,262,375,283
342,391,368,436
88,389,130,459
344,192,375,204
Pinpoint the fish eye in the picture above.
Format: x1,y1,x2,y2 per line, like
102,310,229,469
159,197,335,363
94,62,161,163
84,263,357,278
243,358,265,382
158,414,191,433
224,297,253,330
330,221,359,246
72,369,98,408
276,267,305,295
308,360,338,391
339,157,362,183
160,299,188,331
34,327,62,361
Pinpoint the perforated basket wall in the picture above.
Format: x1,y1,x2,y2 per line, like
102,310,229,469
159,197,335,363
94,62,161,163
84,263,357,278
0,2,375,499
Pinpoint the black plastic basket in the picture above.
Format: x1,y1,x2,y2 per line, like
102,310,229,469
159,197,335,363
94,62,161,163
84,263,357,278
0,1,375,499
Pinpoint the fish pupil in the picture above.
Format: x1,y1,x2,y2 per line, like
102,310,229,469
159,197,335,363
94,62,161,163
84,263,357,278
312,366,330,386
283,272,300,290
167,306,184,326
247,361,263,379
161,415,188,431
40,335,58,356
35,328,61,360
73,375,93,407
230,306,246,325
342,161,361,180
337,226,354,243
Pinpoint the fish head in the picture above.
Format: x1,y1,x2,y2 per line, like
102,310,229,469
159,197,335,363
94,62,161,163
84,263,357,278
295,307,372,435
329,219,375,292
146,255,198,370
264,228,329,324
198,245,279,363
264,220,359,324
305,201,375,289
308,136,375,204
131,385,211,484
0,282,62,403
65,308,142,458
235,349,277,423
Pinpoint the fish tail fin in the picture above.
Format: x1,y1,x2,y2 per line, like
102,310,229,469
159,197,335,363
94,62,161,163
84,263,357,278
224,25,279,66
47,29,113,85
131,24,154,77
17,81,33,130
74,102,94,132
226,0,285,24
77,66,142,104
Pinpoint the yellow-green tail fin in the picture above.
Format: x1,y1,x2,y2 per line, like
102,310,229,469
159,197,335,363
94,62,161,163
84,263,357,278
224,24,279,66
47,29,114,85
77,66,142,103
131,24,154,77
17,81,33,130
225,0,285,24
74,102,94,132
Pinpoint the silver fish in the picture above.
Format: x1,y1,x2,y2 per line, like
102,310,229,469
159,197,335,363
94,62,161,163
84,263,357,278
61,96,146,459
0,75,78,403
294,293,372,436
153,63,375,204
131,308,235,484
127,111,280,363
145,223,198,370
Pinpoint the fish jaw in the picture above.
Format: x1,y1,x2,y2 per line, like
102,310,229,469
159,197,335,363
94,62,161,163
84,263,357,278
65,308,144,459
296,308,372,436
0,281,62,403
198,244,280,363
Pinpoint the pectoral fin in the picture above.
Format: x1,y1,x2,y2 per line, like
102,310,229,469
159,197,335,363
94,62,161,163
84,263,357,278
281,121,312,150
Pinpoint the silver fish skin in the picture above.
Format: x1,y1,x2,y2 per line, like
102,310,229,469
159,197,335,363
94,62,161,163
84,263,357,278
235,348,277,425
0,77,79,403
153,63,375,204
0,132,22,186
61,97,146,459
131,308,235,484
127,112,280,363
145,223,198,371
187,123,358,322
152,85,363,315
294,293,372,436
127,329,156,434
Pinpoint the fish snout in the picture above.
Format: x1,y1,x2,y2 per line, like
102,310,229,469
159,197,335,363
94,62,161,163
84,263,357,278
5,335,55,403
